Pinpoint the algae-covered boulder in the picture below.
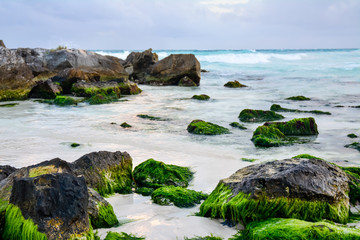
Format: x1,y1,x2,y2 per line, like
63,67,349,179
286,96,311,101
236,218,360,240
270,104,331,115
187,120,230,135
339,166,360,205
29,79,62,99
151,186,207,208
192,94,210,101
3,173,93,240
345,142,360,152
53,95,78,106
86,92,118,105
239,109,284,122
71,80,121,98
71,151,133,197
347,133,358,139
104,231,145,240
265,117,319,136
200,158,350,224
251,125,286,147
120,122,132,128
133,158,193,189
224,80,247,88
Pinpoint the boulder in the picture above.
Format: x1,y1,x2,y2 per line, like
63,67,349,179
264,117,318,136
3,173,92,240
178,76,197,86
0,40,5,48
29,79,62,99
224,80,247,88
0,165,17,182
200,158,350,224
239,109,284,122
70,151,133,196
137,54,201,86
125,48,158,79
71,80,121,98
286,96,311,101
192,94,210,100
187,120,230,135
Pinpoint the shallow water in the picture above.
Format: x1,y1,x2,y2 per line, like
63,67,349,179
0,49,360,239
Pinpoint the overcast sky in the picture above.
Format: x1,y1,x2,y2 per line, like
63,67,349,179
1,0,359,50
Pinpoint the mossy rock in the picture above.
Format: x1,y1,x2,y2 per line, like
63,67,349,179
187,120,230,135
151,186,208,208
286,96,311,101
185,235,222,240
53,95,78,106
133,158,193,189
229,122,247,130
137,114,167,121
347,134,358,139
104,231,145,240
0,103,18,108
292,154,323,160
340,167,360,205
0,89,30,102
120,122,132,128
270,104,331,115
233,218,360,240
118,82,142,95
241,158,257,163
86,92,118,105
70,143,80,148
192,94,210,101
224,80,247,88
251,125,287,147
345,142,360,152
135,187,154,196
90,202,118,229
238,109,284,122
266,117,319,136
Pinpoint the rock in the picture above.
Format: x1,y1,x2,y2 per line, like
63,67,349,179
125,48,158,79
229,122,247,129
239,109,284,122
251,125,286,147
345,142,360,152
224,80,247,88
71,80,121,98
201,69,209,73
239,218,360,240
286,96,311,101
187,120,230,135
133,158,193,190
339,166,360,205
292,154,323,160
87,187,118,229
53,95,78,106
118,81,142,95
192,94,210,100
70,151,133,197
70,143,80,148
104,232,145,240
86,93,118,105
120,122,132,128
178,76,197,86
137,54,201,86
347,133,358,138
200,158,350,224
0,103,18,107
3,173,93,240
270,104,331,115
29,79,62,99
0,40,5,48
137,114,167,121
0,165,17,182
151,186,207,208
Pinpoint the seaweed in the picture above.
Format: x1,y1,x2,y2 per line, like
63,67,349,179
104,232,145,240
53,96,78,106
71,143,80,148
238,109,284,123
0,103,19,107
292,154,323,160
86,92,118,105
135,187,154,196
90,203,119,229
187,120,230,135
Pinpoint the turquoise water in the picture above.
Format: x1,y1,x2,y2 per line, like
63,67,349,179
1,49,360,239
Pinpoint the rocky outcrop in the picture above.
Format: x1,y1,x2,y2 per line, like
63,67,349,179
200,158,351,224
0,40,5,48
4,173,91,240
71,151,133,196
29,79,62,99
125,48,158,78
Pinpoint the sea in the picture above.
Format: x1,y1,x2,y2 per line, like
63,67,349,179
1,49,360,239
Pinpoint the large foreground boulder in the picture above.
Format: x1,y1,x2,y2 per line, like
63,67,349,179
3,173,93,240
200,158,350,224
71,151,133,197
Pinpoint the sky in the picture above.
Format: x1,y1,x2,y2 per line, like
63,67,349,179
0,0,359,50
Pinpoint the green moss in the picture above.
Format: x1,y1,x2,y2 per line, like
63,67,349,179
151,186,208,208
270,104,331,115
238,109,284,122
104,232,145,240
347,134,358,139
96,161,133,197
192,94,210,100
28,165,58,178
135,187,154,196
292,154,323,160
0,89,30,102
184,235,223,240
251,126,287,147
2,204,47,240
120,122,132,128
90,203,119,229
69,222,100,240
133,158,193,189
0,103,19,107
340,167,360,205
229,122,247,130
224,80,247,88
286,96,311,101
71,143,80,148
241,158,257,163
345,142,360,152
199,184,349,225
267,117,319,136
187,120,230,135
232,218,360,240
118,82,142,95
86,92,118,105
137,114,167,121
53,96,77,106
71,85,121,98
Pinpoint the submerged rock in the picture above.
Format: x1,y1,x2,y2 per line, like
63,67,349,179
104,232,145,240
347,133,358,139
345,142,360,152
229,122,247,129
29,79,62,99
120,122,132,128
86,92,118,105
286,96,311,101
200,158,350,224
224,80,247,88
71,151,133,197
0,103,18,107
192,94,210,101
53,95,78,106
4,173,92,240
239,109,284,122
187,120,230,135
151,186,207,208
137,114,167,121
238,218,360,240
270,104,331,115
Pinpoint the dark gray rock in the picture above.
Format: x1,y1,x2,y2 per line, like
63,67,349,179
0,165,17,181
29,79,62,99
125,48,158,79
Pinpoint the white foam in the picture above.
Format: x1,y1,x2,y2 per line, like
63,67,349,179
94,50,131,60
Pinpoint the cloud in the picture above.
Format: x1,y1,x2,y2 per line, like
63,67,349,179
200,0,249,15
200,0,249,5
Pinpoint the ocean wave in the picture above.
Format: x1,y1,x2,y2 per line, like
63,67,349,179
94,50,131,60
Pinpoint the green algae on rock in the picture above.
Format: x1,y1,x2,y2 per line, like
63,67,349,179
292,154,323,160
192,94,210,100
251,125,287,147
232,218,360,240
0,89,31,102
53,95,78,106
0,103,18,107
345,142,360,152
133,158,193,190
135,187,154,196
151,186,208,208
70,143,80,148
286,96,311,101
90,202,118,229
187,120,230,135
270,104,331,115
137,114,167,121
229,122,247,129
241,158,257,163
200,158,350,225
224,80,247,88
347,133,358,138
185,235,222,240
120,122,132,128
86,92,118,105
238,109,284,122
104,231,145,240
